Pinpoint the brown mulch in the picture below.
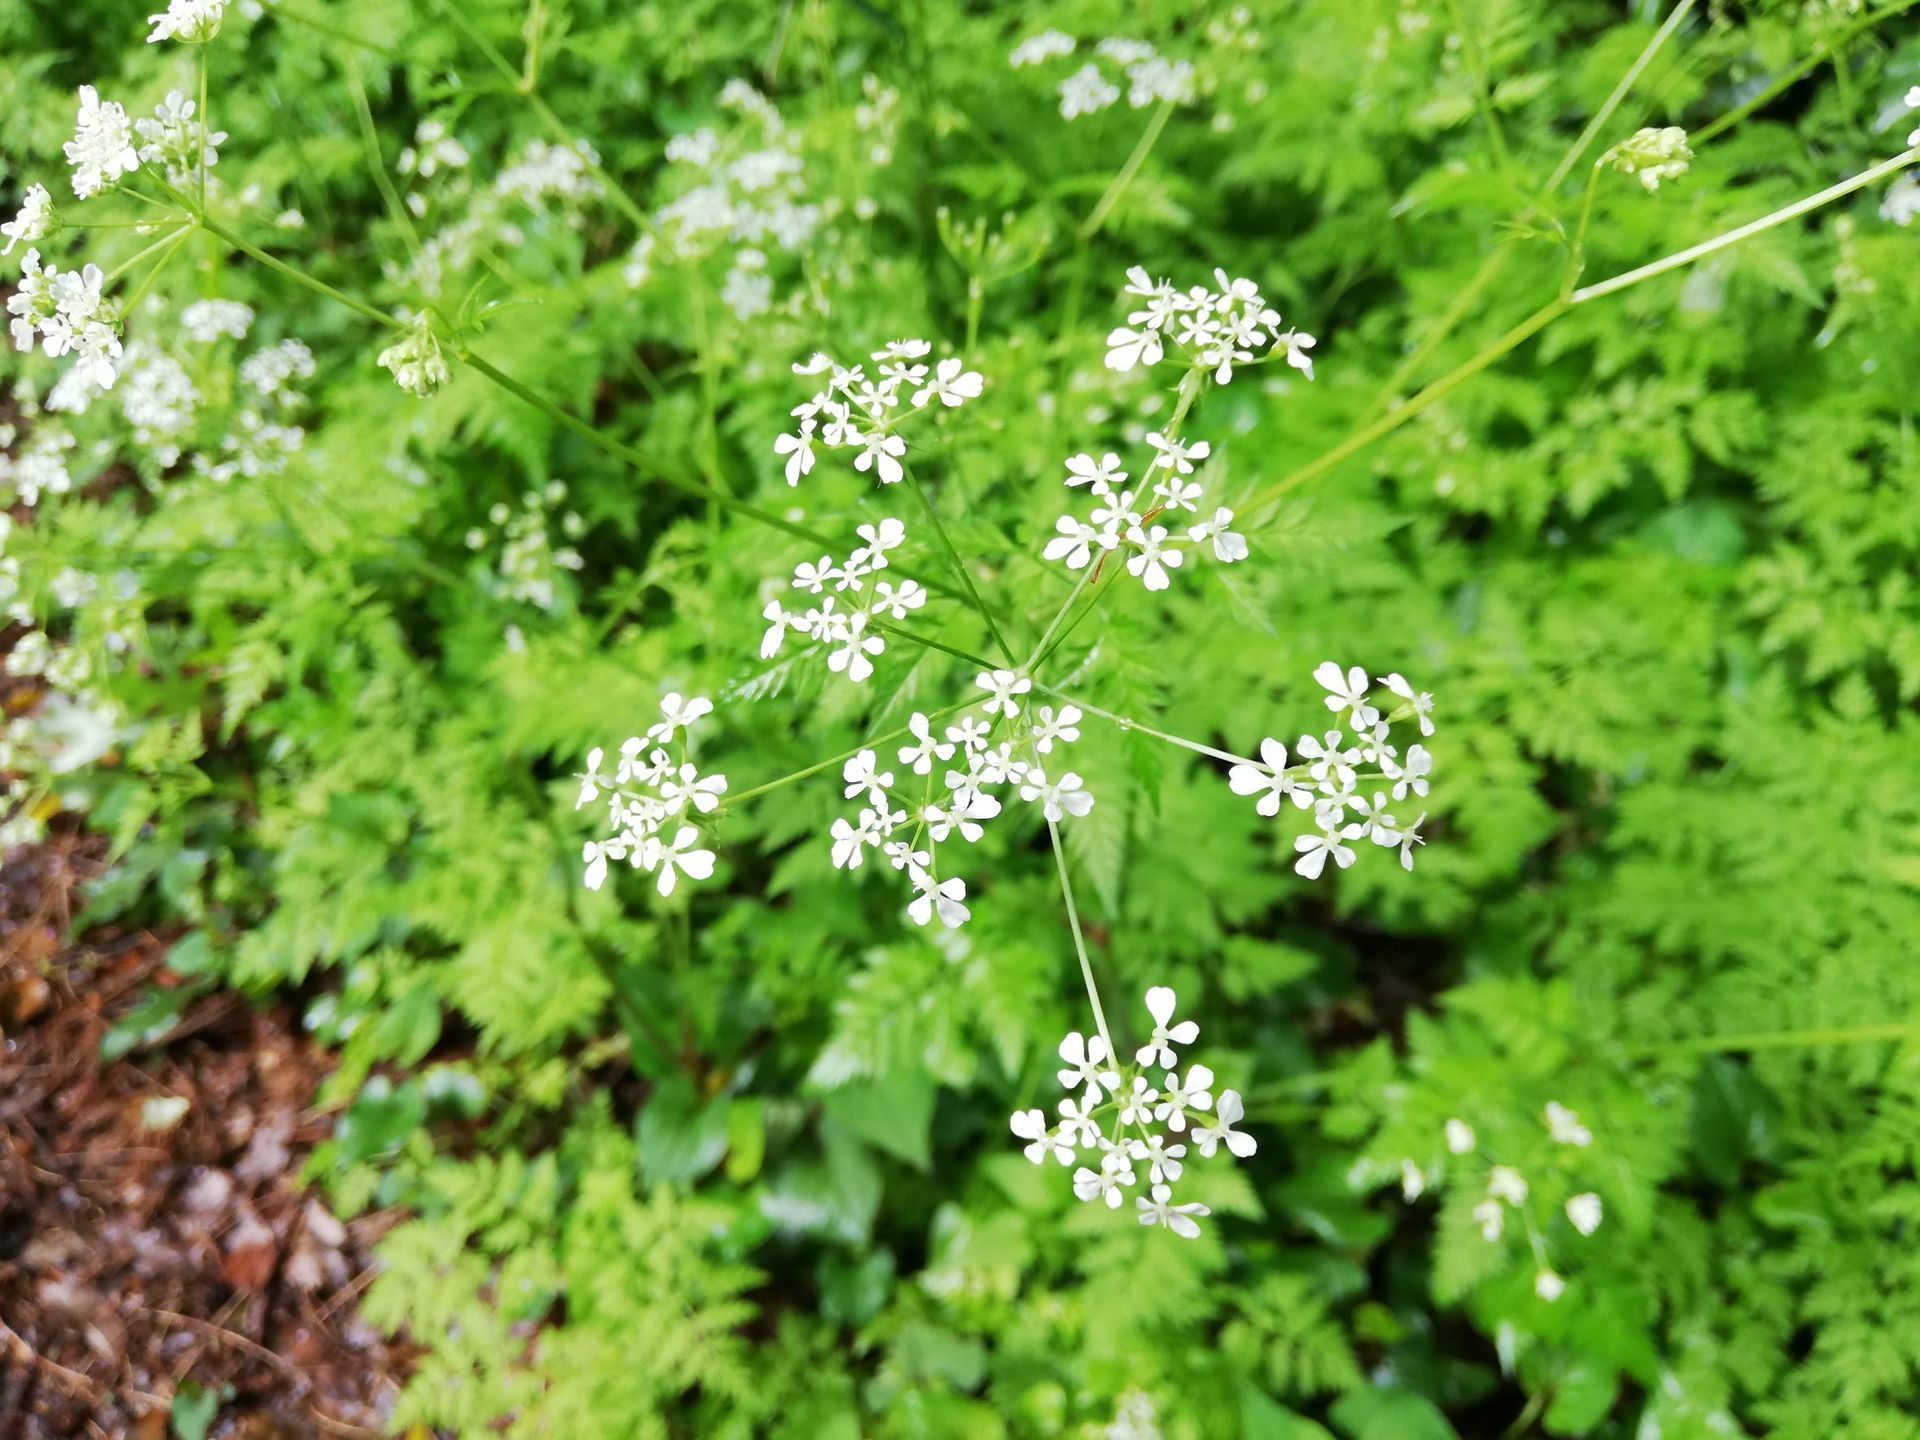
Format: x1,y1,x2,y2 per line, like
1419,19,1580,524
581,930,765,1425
0,829,412,1439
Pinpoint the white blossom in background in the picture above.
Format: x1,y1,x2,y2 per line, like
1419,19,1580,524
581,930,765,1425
180,298,254,344
1566,1192,1603,1236
1058,65,1121,120
1012,987,1253,1238
1106,265,1315,383
1012,34,1200,122
1545,1101,1593,1147
147,0,226,43
772,339,982,487
465,481,586,611
64,86,141,199
133,91,226,187
576,694,726,896
2,186,54,256
756,517,922,680
376,314,450,397
1223,665,1439,879
1042,428,1247,593
1009,30,1076,68
1604,126,1692,192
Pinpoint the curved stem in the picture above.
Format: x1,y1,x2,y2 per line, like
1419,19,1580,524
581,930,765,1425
1079,99,1174,243
902,465,1015,664
195,212,403,329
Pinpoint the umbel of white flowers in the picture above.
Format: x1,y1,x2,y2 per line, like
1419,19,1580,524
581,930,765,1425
1603,125,1692,192
576,694,727,895
1012,986,1255,1239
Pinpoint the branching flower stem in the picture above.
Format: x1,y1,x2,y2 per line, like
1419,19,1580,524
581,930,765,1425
1047,814,1116,1073
901,462,1016,664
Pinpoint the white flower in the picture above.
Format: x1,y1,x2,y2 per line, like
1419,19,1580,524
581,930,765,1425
773,427,815,485
1073,1164,1129,1209
64,87,141,199
1031,704,1081,753
854,429,906,484
1056,1031,1119,1097
1191,1089,1256,1158
147,0,225,43
2,185,54,256
1392,744,1432,801
1009,29,1075,67
1473,1199,1505,1242
1010,1108,1073,1164
1136,986,1198,1068
1135,1183,1209,1238
1604,125,1692,191
1020,768,1095,821
1445,1118,1475,1155
897,712,955,775
1545,1101,1593,1147
976,668,1030,718
650,693,713,742
1534,1271,1566,1302
650,826,717,896
947,716,990,753
910,357,984,409
1228,738,1310,817
758,600,789,658
1043,517,1100,570
1057,1092,1103,1147
842,748,893,804
1117,1075,1160,1126
1187,507,1247,562
1145,432,1209,475
1064,452,1126,490
1155,1065,1214,1132
830,810,882,870
1058,63,1121,120
1280,330,1316,379
180,298,253,343
827,614,885,682
1488,1166,1529,1206
1293,823,1360,880
1104,324,1163,372
1137,1134,1186,1185
1124,524,1182,591
1314,661,1379,728
1127,56,1195,109
1567,1192,1603,1236
869,578,926,620
1378,672,1435,736
906,865,969,928
1394,813,1426,871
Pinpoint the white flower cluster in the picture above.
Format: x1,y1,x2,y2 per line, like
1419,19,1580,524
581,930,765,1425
1226,663,1435,879
1603,126,1692,192
756,517,926,683
1106,265,1316,383
2,185,55,256
134,91,226,188
180,297,253,344
494,138,603,208
575,694,728,896
640,80,822,281
1041,443,1247,592
118,343,199,465
194,337,314,483
397,118,471,183
0,423,77,509
147,0,226,43
772,341,983,487
1009,35,1197,120
1405,1105,1604,1303
826,676,1091,931
8,249,121,390
377,314,450,397
64,86,141,199
1011,987,1255,1238
465,481,587,612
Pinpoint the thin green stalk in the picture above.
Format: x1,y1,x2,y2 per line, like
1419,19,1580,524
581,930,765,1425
103,224,193,285
1443,0,1513,173
1079,98,1174,242
271,2,403,58
1047,816,1117,1071
902,465,1016,664
869,618,995,669
117,227,195,310
195,212,404,329
1570,147,1919,303
724,701,968,807
1022,566,1096,670
196,47,210,211
1038,687,1254,768
1250,299,1567,510
344,61,423,258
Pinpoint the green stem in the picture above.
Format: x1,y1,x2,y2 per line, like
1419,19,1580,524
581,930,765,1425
723,701,968,807
1047,815,1117,1071
1541,0,1700,193
1023,565,1095,670
870,618,995,669
196,46,210,212
117,227,195,310
1079,99,1174,242
1570,147,1919,303
344,61,423,258
1443,0,1512,173
902,465,1015,664
102,224,193,285
271,2,403,57
195,212,404,329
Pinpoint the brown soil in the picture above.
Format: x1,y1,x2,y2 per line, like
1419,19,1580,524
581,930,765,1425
0,828,412,1439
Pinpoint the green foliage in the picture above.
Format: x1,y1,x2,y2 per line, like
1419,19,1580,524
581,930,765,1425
7,0,1920,1434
